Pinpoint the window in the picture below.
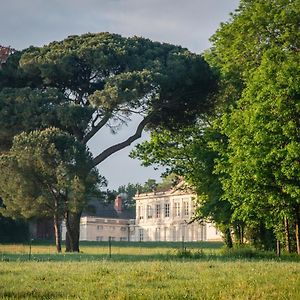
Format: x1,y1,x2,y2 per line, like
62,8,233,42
156,204,161,218
184,202,189,216
109,226,115,231
97,225,103,230
120,226,127,231
138,206,144,219
139,229,144,241
120,237,127,241
174,203,180,217
155,228,160,241
96,236,103,241
164,203,170,218
147,205,153,218
164,227,168,241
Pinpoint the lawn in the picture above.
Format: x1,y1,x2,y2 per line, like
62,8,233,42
0,242,299,299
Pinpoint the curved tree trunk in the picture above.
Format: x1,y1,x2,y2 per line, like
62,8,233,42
65,211,81,252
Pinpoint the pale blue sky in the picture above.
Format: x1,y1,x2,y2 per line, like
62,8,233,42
1,0,239,189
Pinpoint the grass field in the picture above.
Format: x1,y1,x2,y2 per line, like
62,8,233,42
0,242,299,299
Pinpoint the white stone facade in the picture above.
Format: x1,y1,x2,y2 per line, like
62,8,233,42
61,216,132,242
62,186,222,242
79,216,130,241
131,186,222,242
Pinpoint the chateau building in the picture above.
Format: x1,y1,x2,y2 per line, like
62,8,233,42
131,182,222,242
62,182,222,242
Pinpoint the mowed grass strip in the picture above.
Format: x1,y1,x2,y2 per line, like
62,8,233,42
0,241,223,254
0,241,223,261
0,260,299,300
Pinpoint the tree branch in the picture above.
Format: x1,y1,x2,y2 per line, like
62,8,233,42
82,112,112,144
91,114,152,168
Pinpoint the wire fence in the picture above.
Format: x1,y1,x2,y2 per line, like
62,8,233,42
0,240,224,262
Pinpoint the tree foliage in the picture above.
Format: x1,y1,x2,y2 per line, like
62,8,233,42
208,0,300,251
0,33,216,153
215,47,300,249
132,0,300,252
0,32,217,251
0,128,102,251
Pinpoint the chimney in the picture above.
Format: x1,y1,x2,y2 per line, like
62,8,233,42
114,195,123,213
0,46,14,65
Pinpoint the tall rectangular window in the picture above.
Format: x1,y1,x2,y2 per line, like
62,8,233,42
164,203,170,218
156,204,161,218
174,203,180,217
139,229,144,241
147,205,153,218
138,206,144,219
184,202,189,216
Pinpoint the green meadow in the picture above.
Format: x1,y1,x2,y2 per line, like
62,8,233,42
0,242,299,299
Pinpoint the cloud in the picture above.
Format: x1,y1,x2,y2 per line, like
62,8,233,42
1,0,238,52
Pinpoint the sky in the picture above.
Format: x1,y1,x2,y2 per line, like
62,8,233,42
1,0,239,189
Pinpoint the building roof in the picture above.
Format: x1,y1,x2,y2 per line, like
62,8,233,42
134,180,194,200
82,198,135,220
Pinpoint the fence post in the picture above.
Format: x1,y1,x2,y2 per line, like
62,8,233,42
28,238,33,260
108,236,112,258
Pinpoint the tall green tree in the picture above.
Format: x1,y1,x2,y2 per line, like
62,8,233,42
0,128,102,252
0,33,216,251
208,0,300,252
215,48,300,252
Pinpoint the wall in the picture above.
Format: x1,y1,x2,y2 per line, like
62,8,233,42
132,190,222,242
